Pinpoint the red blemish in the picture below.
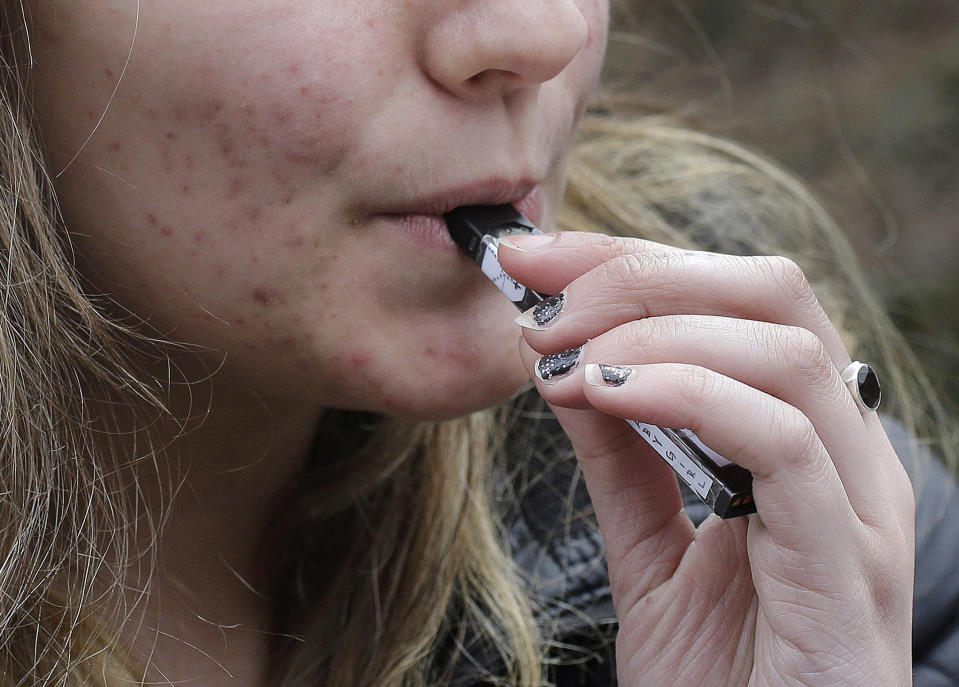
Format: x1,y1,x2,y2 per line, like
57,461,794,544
194,231,206,243
299,86,310,96
351,351,371,367
283,234,304,248
166,131,177,140
160,225,174,237
284,144,321,165
425,346,438,358
147,213,158,225
181,184,191,195
281,194,294,205
287,64,301,75
252,288,272,306
270,107,294,125
244,205,263,223
235,317,246,326
215,123,235,158
227,177,245,199
108,141,122,152
197,99,224,123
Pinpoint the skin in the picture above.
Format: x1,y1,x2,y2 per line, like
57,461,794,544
27,0,606,419
21,0,914,685
500,235,915,685
25,0,607,684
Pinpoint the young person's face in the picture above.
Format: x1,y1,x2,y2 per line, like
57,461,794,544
26,0,609,419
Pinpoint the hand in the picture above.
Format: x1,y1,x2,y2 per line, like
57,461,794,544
498,232,915,686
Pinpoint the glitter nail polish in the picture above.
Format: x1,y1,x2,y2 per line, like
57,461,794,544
532,292,565,326
598,364,632,386
536,346,583,381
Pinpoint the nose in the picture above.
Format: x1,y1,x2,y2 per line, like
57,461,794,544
421,1,590,100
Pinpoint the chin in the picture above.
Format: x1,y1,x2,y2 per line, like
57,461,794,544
371,353,531,422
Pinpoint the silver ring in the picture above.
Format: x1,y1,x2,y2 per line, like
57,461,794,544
840,361,881,413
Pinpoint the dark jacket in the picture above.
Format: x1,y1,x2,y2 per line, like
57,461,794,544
481,412,959,686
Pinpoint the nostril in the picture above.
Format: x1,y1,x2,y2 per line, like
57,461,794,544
467,69,519,88
468,71,489,86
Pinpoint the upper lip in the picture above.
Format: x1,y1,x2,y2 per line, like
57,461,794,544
377,177,537,217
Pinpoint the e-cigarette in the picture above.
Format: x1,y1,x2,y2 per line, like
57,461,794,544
445,204,756,519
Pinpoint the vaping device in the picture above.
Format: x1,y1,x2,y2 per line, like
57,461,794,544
445,204,756,519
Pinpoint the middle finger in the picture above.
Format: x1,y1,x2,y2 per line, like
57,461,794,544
515,250,850,368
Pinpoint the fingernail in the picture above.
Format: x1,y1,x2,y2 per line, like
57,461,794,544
584,364,633,387
535,346,583,382
515,291,566,329
498,233,556,252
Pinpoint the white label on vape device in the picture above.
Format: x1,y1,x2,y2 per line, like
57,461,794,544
480,238,527,303
626,420,713,499
678,429,733,468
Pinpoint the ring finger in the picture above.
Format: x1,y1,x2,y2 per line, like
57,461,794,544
519,315,889,524
579,360,862,543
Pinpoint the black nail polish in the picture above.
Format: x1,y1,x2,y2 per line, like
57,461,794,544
532,292,565,327
537,346,582,380
598,364,632,387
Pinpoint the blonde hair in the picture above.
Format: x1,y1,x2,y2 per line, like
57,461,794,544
1,4,953,686
0,4,162,681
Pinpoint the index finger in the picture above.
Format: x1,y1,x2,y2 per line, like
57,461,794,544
497,231,683,294
500,230,852,374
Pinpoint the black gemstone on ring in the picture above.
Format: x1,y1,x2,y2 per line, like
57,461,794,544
532,293,565,327
537,347,582,380
857,364,882,410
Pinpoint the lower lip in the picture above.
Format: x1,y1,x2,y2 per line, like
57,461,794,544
376,189,545,252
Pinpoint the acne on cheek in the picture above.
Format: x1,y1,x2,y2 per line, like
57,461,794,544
252,288,282,307
139,66,357,263
117,41,383,373
159,61,355,179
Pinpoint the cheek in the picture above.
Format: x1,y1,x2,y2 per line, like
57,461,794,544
69,21,394,326
143,48,369,191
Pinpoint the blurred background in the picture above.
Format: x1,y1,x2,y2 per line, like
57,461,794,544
605,0,959,408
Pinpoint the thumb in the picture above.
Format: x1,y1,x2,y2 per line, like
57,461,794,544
542,401,697,602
